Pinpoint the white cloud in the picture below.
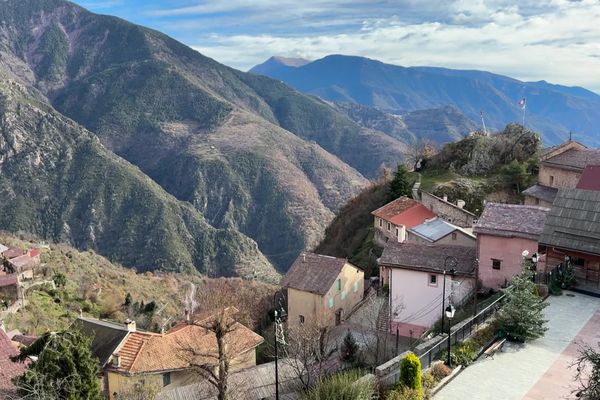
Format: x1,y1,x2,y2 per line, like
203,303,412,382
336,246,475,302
190,0,600,92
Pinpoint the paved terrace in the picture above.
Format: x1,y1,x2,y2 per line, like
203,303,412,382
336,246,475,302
435,292,600,400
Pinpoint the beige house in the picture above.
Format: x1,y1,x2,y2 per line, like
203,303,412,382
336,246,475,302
407,217,476,247
523,140,600,207
75,309,263,399
281,253,364,327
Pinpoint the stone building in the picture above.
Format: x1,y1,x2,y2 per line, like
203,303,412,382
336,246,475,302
420,191,477,228
523,140,600,207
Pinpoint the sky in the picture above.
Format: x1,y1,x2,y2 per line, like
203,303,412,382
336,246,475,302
74,0,600,93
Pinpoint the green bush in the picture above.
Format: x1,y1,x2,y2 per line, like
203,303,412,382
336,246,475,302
387,386,424,400
470,322,498,348
303,370,375,400
449,339,479,367
400,353,423,393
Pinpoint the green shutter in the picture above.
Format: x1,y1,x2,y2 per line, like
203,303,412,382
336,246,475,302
353,281,358,293
341,290,346,300
328,297,334,308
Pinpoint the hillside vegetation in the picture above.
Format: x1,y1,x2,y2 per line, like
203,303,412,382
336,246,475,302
316,124,540,273
1,234,276,335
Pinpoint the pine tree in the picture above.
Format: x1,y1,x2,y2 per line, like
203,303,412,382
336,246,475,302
340,330,359,364
388,164,413,200
497,261,548,342
12,330,102,399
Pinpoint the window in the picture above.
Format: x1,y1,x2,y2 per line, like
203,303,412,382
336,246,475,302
341,290,347,300
492,259,502,270
336,278,341,291
395,228,399,237
379,218,382,227
328,297,334,309
299,315,305,324
428,274,438,286
534,198,540,205
549,175,555,186
353,281,358,293
451,232,457,241
162,373,171,387
387,222,391,231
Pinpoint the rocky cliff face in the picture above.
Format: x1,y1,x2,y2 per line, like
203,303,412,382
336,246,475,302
0,0,413,274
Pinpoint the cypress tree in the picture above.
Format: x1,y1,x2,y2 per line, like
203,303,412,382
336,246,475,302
12,330,102,399
388,164,412,200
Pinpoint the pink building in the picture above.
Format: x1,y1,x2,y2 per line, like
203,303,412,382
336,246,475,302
474,203,549,290
379,242,477,338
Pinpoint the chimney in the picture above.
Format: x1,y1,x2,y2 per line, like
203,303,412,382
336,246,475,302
184,309,190,323
443,195,448,202
124,319,136,332
302,253,306,263
112,353,121,368
456,200,466,209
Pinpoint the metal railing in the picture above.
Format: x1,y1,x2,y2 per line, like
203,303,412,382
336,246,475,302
375,292,506,386
418,293,506,370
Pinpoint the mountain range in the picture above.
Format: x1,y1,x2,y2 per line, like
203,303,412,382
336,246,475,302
1,0,465,278
250,55,600,146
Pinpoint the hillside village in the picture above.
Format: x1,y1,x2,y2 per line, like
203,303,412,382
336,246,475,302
1,136,600,399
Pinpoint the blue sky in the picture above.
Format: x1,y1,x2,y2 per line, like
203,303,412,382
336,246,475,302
74,0,600,93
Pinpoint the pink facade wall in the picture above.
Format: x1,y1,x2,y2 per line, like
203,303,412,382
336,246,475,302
477,234,544,289
388,268,475,337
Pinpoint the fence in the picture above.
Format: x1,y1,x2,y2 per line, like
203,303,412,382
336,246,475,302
375,292,506,386
418,292,505,370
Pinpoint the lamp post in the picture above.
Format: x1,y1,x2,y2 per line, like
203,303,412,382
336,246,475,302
273,290,287,400
445,304,456,367
441,256,458,335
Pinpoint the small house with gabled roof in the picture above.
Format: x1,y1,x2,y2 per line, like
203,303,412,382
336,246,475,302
281,252,364,327
523,140,600,207
474,203,549,289
371,196,436,246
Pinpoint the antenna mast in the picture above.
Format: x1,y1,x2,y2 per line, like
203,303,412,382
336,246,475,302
480,111,488,136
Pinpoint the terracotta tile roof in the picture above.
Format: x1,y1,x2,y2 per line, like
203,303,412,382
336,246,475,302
543,148,600,171
8,255,37,270
577,165,600,191
27,248,41,258
281,252,350,296
112,307,263,375
372,196,436,228
1,248,24,259
522,184,558,204
474,203,549,240
0,274,18,288
0,329,26,396
379,242,477,276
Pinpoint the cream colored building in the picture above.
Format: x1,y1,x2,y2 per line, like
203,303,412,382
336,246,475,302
523,140,600,207
75,308,263,399
281,253,364,327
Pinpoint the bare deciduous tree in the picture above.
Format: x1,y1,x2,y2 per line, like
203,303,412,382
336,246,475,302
284,316,335,391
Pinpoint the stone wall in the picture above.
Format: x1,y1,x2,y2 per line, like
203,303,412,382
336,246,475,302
538,164,581,189
420,191,476,228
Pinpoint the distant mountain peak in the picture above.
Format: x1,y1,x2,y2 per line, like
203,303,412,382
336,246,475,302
249,56,310,74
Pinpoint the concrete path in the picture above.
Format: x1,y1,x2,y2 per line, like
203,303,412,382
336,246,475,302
435,292,600,400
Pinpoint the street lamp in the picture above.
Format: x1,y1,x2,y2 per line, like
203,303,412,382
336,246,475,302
441,256,458,335
273,290,287,400
445,304,456,367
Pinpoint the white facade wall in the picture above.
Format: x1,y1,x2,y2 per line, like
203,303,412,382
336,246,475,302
388,268,475,336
